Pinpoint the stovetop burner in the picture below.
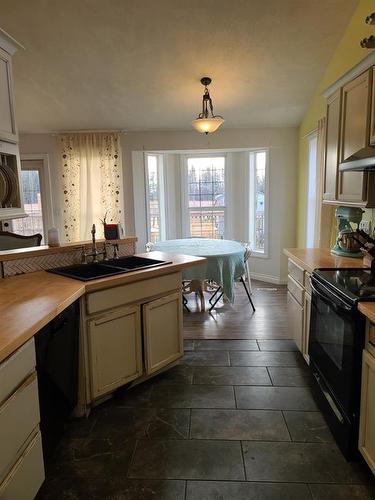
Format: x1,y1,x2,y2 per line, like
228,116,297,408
313,268,375,302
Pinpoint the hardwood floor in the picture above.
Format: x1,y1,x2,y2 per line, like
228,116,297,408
183,280,289,340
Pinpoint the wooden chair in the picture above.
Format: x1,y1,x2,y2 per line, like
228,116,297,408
0,231,42,250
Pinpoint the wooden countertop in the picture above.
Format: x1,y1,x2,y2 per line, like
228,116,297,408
285,248,375,323
0,251,205,363
358,303,375,323
284,248,366,274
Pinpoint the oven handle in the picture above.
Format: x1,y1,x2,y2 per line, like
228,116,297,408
310,279,354,312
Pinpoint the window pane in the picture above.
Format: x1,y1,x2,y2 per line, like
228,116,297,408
12,170,45,241
147,155,162,243
255,152,265,252
187,157,225,239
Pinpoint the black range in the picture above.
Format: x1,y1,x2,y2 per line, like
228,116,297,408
309,267,375,460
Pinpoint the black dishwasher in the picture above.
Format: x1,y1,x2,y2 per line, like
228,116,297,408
34,301,80,465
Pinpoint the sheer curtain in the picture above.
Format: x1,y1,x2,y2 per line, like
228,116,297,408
59,133,123,242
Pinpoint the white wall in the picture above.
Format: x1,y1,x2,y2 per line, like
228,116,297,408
19,126,298,283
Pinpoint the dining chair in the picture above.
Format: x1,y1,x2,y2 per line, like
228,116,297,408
208,241,255,312
0,231,42,250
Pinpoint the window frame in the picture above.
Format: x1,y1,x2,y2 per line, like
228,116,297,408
181,153,227,239
10,154,54,241
249,149,270,258
144,153,166,243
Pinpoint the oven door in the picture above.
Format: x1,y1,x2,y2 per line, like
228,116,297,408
309,277,364,420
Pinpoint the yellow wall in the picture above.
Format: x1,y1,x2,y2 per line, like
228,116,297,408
297,0,374,246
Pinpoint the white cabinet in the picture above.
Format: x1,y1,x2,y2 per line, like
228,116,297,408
359,348,375,474
87,305,143,399
143,292,183,374
0,339,44,497
287,291,304,352
0,47,16,143
287,259,311,362
0,29,26,220
83,273,183,404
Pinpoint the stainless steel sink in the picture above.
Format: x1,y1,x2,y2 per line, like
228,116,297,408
47,256,171,281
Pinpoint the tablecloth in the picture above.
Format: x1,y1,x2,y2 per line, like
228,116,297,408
153,238,245,302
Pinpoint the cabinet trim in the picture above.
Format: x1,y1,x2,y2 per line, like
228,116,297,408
0,47,17,143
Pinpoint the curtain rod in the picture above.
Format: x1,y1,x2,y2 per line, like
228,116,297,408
51,129,127,136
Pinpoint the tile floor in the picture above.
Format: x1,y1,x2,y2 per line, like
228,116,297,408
37,283,375,499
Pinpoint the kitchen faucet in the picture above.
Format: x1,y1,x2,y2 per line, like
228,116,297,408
81,224,108,263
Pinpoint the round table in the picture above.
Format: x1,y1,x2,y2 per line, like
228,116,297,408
153,238,246,306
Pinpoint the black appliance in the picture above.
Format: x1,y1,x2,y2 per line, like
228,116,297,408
309,268,375,459
34,301,80,466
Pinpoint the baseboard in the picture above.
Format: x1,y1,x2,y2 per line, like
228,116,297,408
249,272,287,285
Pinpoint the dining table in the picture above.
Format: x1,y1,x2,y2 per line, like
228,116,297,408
153,238,246,309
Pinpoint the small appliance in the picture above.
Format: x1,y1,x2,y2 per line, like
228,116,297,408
331,206,364,258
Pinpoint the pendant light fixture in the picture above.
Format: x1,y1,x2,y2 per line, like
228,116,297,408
191,77,224,134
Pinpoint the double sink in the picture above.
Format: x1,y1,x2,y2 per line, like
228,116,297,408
48,255,171,281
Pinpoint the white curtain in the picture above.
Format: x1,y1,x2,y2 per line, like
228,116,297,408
60,133,123,242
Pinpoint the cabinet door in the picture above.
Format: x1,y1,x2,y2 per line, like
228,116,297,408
359,349,375,474
303,292,311,364
0,48,16,143
323,89,341,201
370,67,375,146
287,291,303,353
143,292,183,375
88,305,142,399
338,70,371,204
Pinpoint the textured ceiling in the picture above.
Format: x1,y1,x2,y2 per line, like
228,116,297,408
1,0,358,133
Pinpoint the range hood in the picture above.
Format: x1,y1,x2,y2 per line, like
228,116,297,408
339,147,375,171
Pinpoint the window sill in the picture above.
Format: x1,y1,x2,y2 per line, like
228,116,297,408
250,251,269,259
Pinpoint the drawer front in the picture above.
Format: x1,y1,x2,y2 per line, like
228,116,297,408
86,272,181,314
287,275,304,305
0,338,36,406
304,272,312,295
0,373,40,482
288,259,304,286
0,431,44,500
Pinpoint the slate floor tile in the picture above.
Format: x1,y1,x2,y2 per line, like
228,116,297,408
49,436,136,479
128,439,245,480
190,409,290,441
186,481,312,500
257,339,298,351
235,386,318,410
181,351,230,366
194,339,259,351
268,366,313,386
91,407,190,440
192,366,271,385
184,340,194,351
106,479,186,500
283,411,334,443
151,364,194,385
309,483,375,500
242,441,364,483
230,351,303,366
118,384,236,409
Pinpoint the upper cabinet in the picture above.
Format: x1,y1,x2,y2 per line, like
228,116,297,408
0,29,22,144
0,29,26,220
323,67,375,208
323,89,341,201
